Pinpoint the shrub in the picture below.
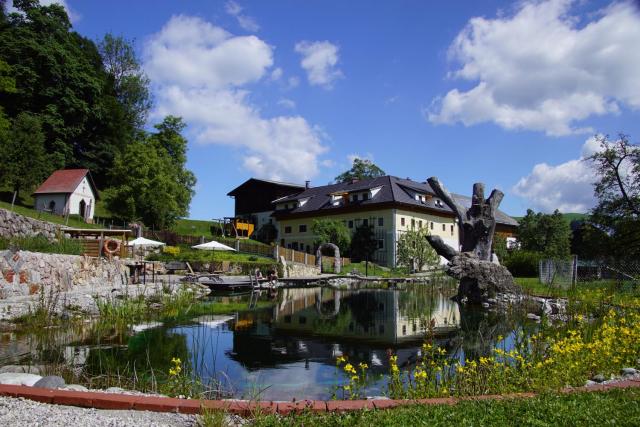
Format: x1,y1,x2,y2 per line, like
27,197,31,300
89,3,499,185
503,250,542,277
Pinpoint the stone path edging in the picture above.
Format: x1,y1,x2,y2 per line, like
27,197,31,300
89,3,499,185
0,380,638,416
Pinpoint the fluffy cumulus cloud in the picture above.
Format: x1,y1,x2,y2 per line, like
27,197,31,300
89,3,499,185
224,1,260,32
145,15,327,182
512,137,604,212
295,41,343,88
428,0,640,136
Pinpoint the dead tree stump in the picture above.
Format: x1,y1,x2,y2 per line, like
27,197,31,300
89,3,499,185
425,177,520,304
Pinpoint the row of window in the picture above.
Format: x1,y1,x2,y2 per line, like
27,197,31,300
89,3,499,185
399,217,455,235
284,218,384,234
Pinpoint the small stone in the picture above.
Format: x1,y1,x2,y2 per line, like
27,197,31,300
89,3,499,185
621,367,638,376
61,384,88,392
0,372,42,386
481,302,490,308
585,380,597,387
33,375,65,389
527,313,541,321
105,387,127,393
592,374,606,383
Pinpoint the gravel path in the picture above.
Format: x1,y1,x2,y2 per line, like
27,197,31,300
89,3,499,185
0,396,199,427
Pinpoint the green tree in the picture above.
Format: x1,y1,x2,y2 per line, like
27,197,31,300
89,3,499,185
1,112,50,198
396,228,439,272
0,58,15,163
98,33,152,129
350,224,377,262
585,134,640,260
0,1,133,187
311,219,351,254
334,158,385,183
516,209,571,259
104,117,195,229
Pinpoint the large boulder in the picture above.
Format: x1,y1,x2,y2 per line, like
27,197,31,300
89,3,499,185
446,252,520,304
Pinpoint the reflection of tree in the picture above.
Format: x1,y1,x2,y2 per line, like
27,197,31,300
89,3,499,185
84,326,190,378
344,291,384,328
313,310,353,336
398,285,439,321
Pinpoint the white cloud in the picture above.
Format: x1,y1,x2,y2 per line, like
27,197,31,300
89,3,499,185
8,0,80,22
225,1,260,32
277,98,296,109
428,0,640,136
513,137,601,212
294,41,343,88
145,15,328,182
270,67,283,81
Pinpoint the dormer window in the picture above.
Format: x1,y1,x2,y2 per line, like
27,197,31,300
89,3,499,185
351,194,359,202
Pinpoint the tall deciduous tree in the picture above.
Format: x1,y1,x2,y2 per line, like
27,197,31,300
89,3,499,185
311,219,351,254
1,112,50,198
585,134,640,259
396,228,439,272
104,117,196,229
334,158,385,183
98,33,152,129
516,209,571,259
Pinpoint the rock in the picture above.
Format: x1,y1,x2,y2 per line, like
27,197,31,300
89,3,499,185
585,380,597,387
621,367,638,376
0,365,42,375
481,302,490,308
527,313,541,322
592,374,606,383
61,384,88,392
486,298,497,304
445,252,520,304
105,387,127,393
0,372,42,386
33,375,65,389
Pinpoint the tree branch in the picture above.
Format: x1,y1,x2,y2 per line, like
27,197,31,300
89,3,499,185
427,177,467,220
426,235,459,261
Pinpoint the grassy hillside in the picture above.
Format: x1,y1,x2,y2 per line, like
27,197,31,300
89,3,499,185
512,212,588,225
0,200,102,229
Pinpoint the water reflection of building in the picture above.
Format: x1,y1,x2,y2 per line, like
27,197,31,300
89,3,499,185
272,287,459,344
229,286,461,371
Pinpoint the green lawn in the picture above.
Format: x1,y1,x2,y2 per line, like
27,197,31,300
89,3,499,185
251,388,640,427
172,218,221,237
0,200,102,229
338,261,410,278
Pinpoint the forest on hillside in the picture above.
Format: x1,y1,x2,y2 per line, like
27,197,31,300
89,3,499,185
0,0,195,228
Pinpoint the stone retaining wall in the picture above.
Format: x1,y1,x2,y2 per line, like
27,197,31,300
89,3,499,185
0,250,128,300
284,260,321,277
0,208,60,241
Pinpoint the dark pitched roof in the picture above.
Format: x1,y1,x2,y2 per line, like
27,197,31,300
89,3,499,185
227,177,305,197
33,169,99,199
273,176,518,227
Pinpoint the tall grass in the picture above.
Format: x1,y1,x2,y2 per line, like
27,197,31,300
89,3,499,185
0,235,83,255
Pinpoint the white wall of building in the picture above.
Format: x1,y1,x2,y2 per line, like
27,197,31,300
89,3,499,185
68,177,95,220
34,177,96,220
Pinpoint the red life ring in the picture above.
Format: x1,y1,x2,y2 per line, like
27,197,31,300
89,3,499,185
103,239,120,256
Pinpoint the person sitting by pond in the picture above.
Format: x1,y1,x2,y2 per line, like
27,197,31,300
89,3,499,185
255,268,263,279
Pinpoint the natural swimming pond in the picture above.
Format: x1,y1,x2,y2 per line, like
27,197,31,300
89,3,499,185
0,282,536,400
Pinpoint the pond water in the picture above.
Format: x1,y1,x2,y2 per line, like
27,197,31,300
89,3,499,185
0,283,535,400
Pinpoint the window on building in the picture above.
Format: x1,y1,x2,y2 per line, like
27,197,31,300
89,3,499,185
351,194,358,202
363,193,369,200
377,239,384,249
379,324,385,334
292,242,299,250
363,218,369,227
378,217,384,227
451,224,454,235
402,325,406,335
411,219,415,229
419,220,423,228
348,220,354,229
299,224,307,233
442,224,446,231
285,226,292,234
401,217,405,226
430,222,434,230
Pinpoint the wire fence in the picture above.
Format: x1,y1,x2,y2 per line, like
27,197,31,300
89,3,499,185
539,257,640,289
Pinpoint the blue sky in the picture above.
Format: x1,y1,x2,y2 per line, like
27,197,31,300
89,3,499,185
34,0,640,219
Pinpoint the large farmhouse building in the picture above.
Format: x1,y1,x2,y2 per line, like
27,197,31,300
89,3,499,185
33,169,98,222
229,176,518,267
